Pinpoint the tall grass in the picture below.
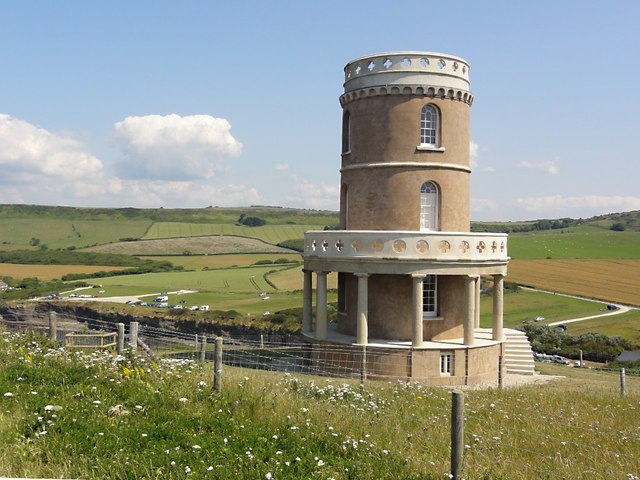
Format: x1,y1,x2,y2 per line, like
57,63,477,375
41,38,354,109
1,331,638,479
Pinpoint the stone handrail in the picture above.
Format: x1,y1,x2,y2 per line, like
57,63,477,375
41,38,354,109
304,230,508,263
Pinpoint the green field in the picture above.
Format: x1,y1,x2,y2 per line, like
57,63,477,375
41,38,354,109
480,289,607,328
508,225,640,259
143,222,321,244
564,309,640,345
0,218,151,250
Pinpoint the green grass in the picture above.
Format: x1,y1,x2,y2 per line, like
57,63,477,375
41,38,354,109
0,218,151,250
480,289,607,328
94,265,287,293
142,223,322,245
508,225,640,259
0,331,639,479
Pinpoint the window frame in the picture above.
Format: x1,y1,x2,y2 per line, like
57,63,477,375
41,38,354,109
440,351,453,375
419,104,439,147
422,274,438,318
420,181,439,232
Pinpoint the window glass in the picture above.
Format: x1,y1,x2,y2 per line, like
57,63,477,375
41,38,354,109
420,181,439,231
422,274,437,317
420,105,439,146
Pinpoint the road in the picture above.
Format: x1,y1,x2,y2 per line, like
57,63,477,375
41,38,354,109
520,286,636,326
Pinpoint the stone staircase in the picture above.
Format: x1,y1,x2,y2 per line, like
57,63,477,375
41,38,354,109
503,328,535,375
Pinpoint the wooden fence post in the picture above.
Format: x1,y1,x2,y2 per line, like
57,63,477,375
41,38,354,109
214,337,223,394
498,355,503,388
117,323,125,353
195,334,199,355
451,390,465,480
620,368,626,396
199,335,207,363
129,322,139,351
260,334,264,349
48,311,57,342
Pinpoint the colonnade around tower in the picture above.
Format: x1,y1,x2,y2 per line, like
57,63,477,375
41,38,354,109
302,269,505,347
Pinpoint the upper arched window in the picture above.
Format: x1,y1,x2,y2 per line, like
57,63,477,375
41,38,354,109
420,105,439,146
420,181,439,231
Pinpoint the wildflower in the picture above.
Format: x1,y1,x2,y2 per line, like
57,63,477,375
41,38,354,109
179,397,188,403
3,392,13,397
223,437,228,444
207,466,214,471
317,459,325,467
192,445,202,450
170,461,176,466
141,433,148,437
185,466,191,474
265,473,273,480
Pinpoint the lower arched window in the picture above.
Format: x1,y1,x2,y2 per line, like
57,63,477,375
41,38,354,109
420,181,439,231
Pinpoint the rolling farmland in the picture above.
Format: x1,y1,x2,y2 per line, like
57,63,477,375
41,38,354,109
0,264,126,281
142,222,322,244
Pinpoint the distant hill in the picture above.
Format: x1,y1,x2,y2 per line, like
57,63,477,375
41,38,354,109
0,204,638,253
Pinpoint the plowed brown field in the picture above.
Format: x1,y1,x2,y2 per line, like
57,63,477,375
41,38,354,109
507,259,640,306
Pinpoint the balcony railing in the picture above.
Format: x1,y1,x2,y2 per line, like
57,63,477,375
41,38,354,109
303,230,508,263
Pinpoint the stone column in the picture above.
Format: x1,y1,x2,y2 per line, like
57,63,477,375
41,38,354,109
492,274,504,341
411,274,425,348
316,271,328,340
355,273,369,345
302,269,313,333
464,276,475,346
474,276,481,329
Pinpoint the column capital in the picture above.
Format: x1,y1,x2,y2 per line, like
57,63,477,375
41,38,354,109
411,273,426,279
354,272,369,278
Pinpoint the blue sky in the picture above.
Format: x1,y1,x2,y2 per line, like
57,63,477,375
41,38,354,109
1,0,638,221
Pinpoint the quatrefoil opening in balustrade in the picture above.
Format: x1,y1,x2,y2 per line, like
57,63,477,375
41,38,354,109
321,240,329,252
392,240,406,253
335,240,344,252
438,240,451,253
416,240,429,254
476,241,486,253
383,58,393,69
311,240,317,252
459,241,470,254
372,239,384,252
352,239,362,252
500,241,505,252
491,241,498,253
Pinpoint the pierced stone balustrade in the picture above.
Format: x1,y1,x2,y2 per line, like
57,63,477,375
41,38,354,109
304,230,508,263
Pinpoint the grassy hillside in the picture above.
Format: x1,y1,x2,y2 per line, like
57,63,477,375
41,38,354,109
0,331,638,479
508,225,640,260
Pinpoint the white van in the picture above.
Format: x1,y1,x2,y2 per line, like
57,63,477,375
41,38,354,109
199,305,209,311
155,296,169,302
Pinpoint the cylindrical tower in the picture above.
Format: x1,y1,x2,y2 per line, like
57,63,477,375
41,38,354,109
302,50,512,384
339,51,473,340
339,52,472,233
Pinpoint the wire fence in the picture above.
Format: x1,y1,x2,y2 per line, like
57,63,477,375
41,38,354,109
1,307,639,385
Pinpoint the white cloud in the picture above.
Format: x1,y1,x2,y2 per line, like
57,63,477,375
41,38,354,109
112,114,242,181
274,163,290,171
290,180,339,209
516,195,640,217
469,141,479,169
517,160,559,175
470,197,499,214
0,113,103,185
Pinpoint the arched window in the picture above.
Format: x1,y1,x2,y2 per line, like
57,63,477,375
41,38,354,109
342,111,351,153
420,181,439,231
420,105,439,146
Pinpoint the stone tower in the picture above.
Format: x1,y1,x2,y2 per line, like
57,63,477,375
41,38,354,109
302,52,511,385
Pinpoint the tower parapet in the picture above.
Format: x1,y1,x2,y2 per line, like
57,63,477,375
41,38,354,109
341,51,472,107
